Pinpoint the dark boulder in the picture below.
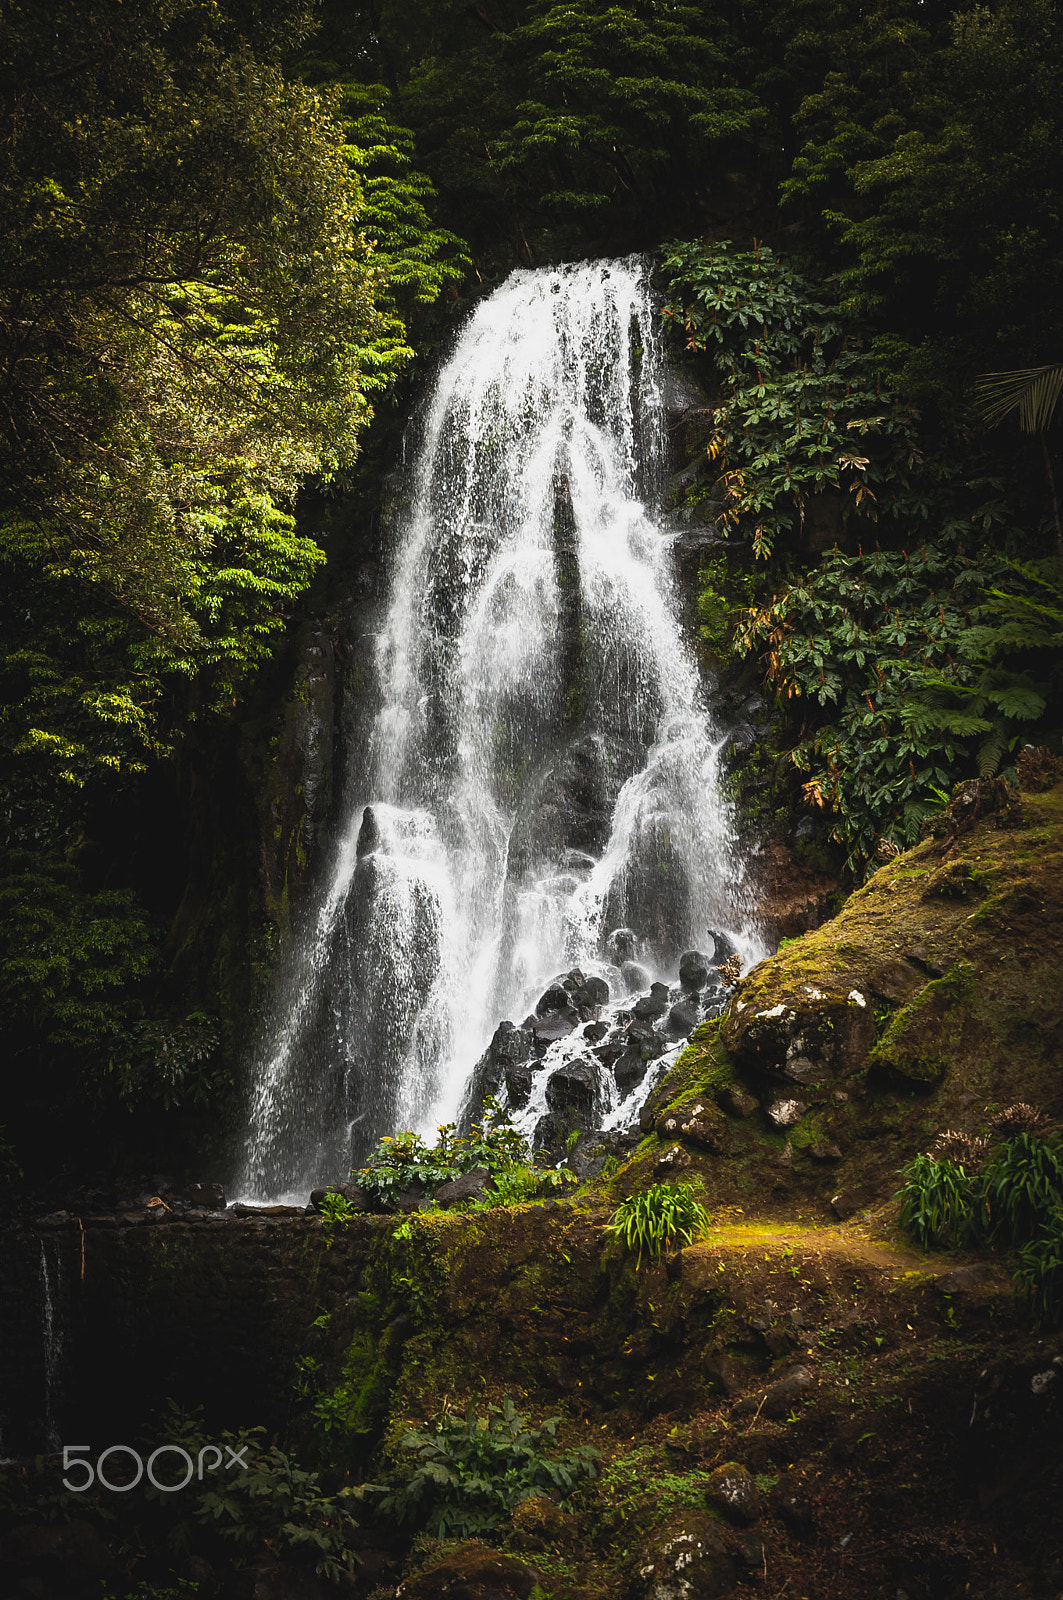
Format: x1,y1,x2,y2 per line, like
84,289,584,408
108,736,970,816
398,1543,543,1600
633,1515,736,1600
492,1021,536,1063
572,974,610,1009
679,949,710,990
655,1098,729,1153
536,983,572,1016
504,1062,533,1108
705,1463,763,1526
434,1168,491,1208
663,997,701,1038
621,959,652,993
629,1019,666,1058
653,1144,693,1179
606,927,638,964
614,1050,649,1097
533,1009,579,1041
308,1183,369,1213
722,986,874,1087
719,1084,760,1118
355,804,381,858
560,848,596,874
459,1020,535,1129
185,1182,226,1210
736,1365,815,1421
545,1059,599,1118
633,982,670,1021
707,929,739,967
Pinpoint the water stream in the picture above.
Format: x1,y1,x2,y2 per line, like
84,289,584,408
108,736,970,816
39,1238,63,1451
238,257,758,1202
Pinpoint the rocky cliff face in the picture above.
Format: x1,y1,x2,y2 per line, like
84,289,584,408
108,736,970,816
626,772,1063,1220
2,777,1060,1600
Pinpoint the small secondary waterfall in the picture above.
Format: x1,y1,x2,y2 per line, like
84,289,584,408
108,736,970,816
39,1239,63,1450
238,257,755,1202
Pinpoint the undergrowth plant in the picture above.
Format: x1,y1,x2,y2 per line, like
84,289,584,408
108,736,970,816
356,1099,548,1211
351,1395,599,1538
1014,1208,1063,1328
317,1189,357,1246
608,1181,708,1267
898,1134,1063,1324
896,1153,983,1250
982,1132,1063,1246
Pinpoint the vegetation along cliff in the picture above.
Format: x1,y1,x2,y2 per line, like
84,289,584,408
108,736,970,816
0,0,1061,1596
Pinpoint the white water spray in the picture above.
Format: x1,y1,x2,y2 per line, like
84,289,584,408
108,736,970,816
39,1239,62,1451
238,257,756,1201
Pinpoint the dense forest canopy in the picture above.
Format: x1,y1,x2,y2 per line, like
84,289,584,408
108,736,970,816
0,0,1060,1179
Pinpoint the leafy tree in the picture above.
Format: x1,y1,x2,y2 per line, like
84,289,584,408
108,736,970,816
0,0,461,1151
784,0,1063,394
662,239,927,559
494,0,764,222
734,544,1016,868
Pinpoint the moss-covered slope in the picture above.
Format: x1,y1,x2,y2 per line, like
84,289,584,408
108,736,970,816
617,776,1063,1219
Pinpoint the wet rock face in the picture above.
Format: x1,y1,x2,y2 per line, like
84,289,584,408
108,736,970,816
250,620,339,928
460,1021,537,1123
397,1542,543,1599
705,1463,763,1526
634,1514,736,1600
545,1059,599,1118
655,1099,729,1153
722,986,875,1089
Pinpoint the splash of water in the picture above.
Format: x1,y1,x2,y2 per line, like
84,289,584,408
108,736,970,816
39,1239,62,1451
238,256,755,1202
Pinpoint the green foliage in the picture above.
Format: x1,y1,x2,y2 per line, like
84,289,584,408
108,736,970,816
352,1395,600,1538
982,1134,1063,1249
318,1189,358,1246
338,80,470,317
976,366,1063,436
0,0,476,1132
785,0,1063,392
896,1153,982,1251
356,1101,540,1209
494,1,763,218
898,1136,1063,1325
694,554,756,656
180,1433,361,1584
1014,1209,1063,1329
0,852,155,1081
477,1166,550,1207
734,543,1011,869
608,1181,708,1268
662,239,925,560
595,1443,723,1518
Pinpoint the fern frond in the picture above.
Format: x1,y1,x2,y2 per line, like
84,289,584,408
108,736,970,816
976,731,1006,778
975,365,1063,433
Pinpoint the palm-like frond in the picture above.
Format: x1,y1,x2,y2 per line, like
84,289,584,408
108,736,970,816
975,365,1063,432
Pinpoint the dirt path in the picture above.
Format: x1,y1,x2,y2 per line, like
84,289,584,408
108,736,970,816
695,1216,939,1276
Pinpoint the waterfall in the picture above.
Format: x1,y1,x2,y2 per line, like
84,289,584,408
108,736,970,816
39,1239,62,1450
238,256,756,1202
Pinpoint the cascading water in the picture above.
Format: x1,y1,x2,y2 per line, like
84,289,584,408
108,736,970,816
238,256,759,1202
39,1239,63,1450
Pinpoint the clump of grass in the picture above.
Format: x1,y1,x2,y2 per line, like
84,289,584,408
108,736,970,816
897,1134,1063,1326
982,1133,1063,1246
607,1181,708,1268
897,1153,983,1250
